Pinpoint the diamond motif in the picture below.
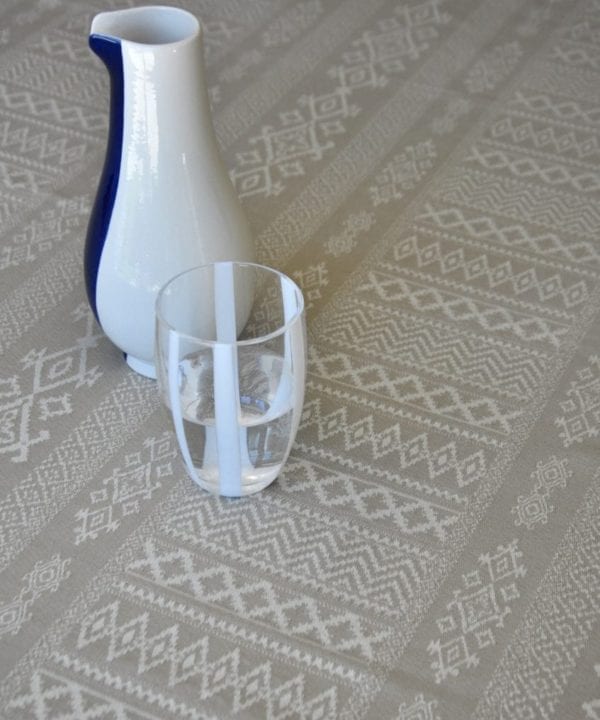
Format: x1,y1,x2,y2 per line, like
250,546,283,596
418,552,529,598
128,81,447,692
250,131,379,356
556,357,600,446
428,540,525,682
0,307,101,463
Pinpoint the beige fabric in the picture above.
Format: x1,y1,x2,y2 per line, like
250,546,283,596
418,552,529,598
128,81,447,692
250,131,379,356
1,0,600,717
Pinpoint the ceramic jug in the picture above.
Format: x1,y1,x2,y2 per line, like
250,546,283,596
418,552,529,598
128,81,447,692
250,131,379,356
85,6,255,378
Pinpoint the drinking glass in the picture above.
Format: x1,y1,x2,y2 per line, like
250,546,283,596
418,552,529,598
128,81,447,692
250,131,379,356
155,261,306,497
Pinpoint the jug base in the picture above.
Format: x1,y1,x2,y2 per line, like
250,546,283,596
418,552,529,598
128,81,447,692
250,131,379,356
126,354,156,380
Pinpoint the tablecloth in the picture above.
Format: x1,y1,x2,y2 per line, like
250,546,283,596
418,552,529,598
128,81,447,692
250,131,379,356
1,0,600,717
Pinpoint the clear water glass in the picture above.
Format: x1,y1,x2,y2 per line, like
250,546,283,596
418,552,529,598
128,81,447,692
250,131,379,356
155,262,306,497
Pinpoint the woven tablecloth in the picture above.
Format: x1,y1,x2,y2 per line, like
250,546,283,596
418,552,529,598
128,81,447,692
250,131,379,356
1,0,600,717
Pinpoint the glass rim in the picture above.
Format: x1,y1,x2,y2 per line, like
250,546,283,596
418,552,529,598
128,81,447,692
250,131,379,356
155,260,305,347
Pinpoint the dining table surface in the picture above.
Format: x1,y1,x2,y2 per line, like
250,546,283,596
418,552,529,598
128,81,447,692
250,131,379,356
2,0,600,718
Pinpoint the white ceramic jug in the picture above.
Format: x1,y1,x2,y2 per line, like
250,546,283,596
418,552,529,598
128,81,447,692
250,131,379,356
85,6,255,378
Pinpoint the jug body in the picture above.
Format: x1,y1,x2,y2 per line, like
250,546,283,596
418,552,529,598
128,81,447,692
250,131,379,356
85,6,255,378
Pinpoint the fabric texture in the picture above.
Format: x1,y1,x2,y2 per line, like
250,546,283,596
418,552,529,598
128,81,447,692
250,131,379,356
1,0,600,717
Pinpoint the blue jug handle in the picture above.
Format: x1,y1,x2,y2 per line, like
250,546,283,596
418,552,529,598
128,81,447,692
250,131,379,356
85,34,124,322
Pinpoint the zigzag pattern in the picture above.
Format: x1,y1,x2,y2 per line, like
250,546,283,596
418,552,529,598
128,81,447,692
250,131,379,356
487,115,600,159
127,540,391,662
37,32,91,63
280,451,463,516
393,233,589,310
8,670,151,720
524,60,600,108
550,42,600,71
315,309,545,397
0,54,108,110
468,143,600,194
390,265,576,325
164,492,432,611
55,648,338,720
0,83,105,132
72,610,341,719
355,270,566,349
64,607,341,720
307,348,520,433
299,394,489,494
0,116,88,166
437,169,600,237
416,202,600,266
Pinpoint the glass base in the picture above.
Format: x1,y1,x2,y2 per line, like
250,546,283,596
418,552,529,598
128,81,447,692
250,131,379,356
188,465,280,497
